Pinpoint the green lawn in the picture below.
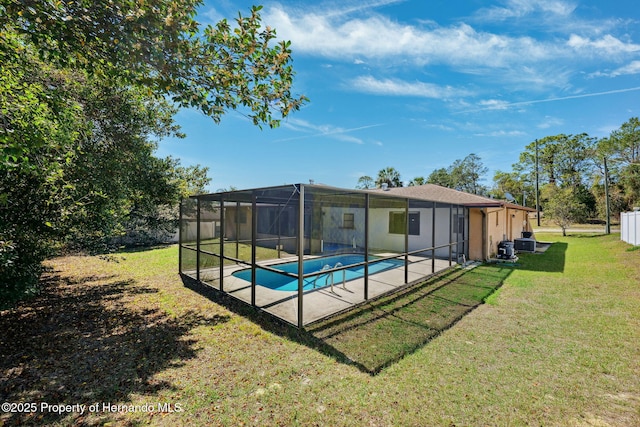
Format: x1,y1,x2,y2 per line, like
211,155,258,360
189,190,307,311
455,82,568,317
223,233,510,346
1,234,638,426
307,264,513,373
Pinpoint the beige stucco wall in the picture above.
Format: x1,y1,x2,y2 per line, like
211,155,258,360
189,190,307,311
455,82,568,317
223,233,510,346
506,207,534,241
474,206,534,259
468,209,484,260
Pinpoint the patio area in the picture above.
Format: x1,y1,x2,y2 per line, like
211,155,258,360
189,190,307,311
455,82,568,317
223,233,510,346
183,253,454,325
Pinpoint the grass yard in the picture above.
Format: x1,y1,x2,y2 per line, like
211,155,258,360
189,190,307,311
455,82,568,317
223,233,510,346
1,234,639,426
307,264,513,373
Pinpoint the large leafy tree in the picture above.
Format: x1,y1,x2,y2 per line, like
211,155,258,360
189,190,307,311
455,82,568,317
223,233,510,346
490,171,533,206
597,117,640,210
0,48,204,303
426,167,453,187
515,134,596,218
450,153,488,195
2,1,306,128
515,134,595,188
426,153,488,195
0,2,306,306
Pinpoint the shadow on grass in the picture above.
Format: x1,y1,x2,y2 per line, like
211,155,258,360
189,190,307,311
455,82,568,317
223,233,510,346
182,265,514,375
0,271,229,426
514,241,568,273
306,265,514,374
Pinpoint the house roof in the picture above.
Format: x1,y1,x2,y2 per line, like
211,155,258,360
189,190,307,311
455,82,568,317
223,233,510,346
369,184,535,211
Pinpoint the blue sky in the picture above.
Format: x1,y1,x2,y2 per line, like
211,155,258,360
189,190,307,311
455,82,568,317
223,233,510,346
156,0,640,192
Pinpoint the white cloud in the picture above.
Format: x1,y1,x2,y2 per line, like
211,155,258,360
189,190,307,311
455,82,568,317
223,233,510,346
200,8,224,25
278,118,384,143
471,0,622,36
320,0,407,18
475,0,576,21
462,87,640,113
261,2,640,93
567,34,640,55
609,61,640,77
350,76,470,99
474,130,527,137
537,116,564,129
478,99,511,110
264,6,556,68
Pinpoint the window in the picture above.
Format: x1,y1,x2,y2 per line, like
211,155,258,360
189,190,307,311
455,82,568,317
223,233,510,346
343,213,355,229
389,211,420,235
389,212,405,234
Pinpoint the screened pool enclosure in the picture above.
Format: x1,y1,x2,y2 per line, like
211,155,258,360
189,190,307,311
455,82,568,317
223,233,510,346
179,184,469,328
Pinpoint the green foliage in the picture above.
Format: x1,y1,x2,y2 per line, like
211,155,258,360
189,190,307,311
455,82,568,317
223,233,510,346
426,167,452,187
597,118,640,210
0,48,206,303
355,175,374,189
375,167,402,188
407,176,426,186
1,1,306,306
620,163,640,207
427,153,488,195
543,186,588,235
2,1,307,128
516,134,595,188
490,171,533,206
598,117,640,165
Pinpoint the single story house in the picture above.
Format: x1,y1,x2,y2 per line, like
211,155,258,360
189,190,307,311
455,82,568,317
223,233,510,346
371,184,536,260
179,183,534,327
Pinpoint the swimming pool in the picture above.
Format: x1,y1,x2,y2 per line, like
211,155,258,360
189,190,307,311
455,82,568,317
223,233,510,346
231,254,404,292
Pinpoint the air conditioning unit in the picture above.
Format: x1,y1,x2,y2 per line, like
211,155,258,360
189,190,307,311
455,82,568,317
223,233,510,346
514,238,536,252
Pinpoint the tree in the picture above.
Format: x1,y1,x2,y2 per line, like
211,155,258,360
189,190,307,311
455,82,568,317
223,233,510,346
490,171,533,206
599,117,640,165
408,177,426,186
173,162,211,196
597,118,640,209
450,153,488,195
427,168,452,187
543,185,588,236
516,134,595,189
426,154,488,195
356,176,375,189
2,2,307,128
591,175,627,221
375,167,402,188
1,52,208,304
1,3,305,306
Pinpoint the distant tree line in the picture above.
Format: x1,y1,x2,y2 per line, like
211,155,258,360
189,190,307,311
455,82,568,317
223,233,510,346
356,153,488,195
356,117,640,234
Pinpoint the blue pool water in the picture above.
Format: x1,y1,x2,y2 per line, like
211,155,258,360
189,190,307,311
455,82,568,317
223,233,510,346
232,254,403,292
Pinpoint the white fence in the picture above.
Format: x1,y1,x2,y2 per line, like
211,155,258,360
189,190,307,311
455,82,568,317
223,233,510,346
621,210,640,246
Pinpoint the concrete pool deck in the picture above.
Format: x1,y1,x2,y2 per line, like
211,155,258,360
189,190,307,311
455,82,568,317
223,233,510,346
185,254,455,326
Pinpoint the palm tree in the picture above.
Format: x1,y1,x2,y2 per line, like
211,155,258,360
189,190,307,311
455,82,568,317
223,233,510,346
376,167,402,188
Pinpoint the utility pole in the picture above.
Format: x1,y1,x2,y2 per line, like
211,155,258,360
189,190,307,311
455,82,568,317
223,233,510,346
535,139,540,226
604,156,611,234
